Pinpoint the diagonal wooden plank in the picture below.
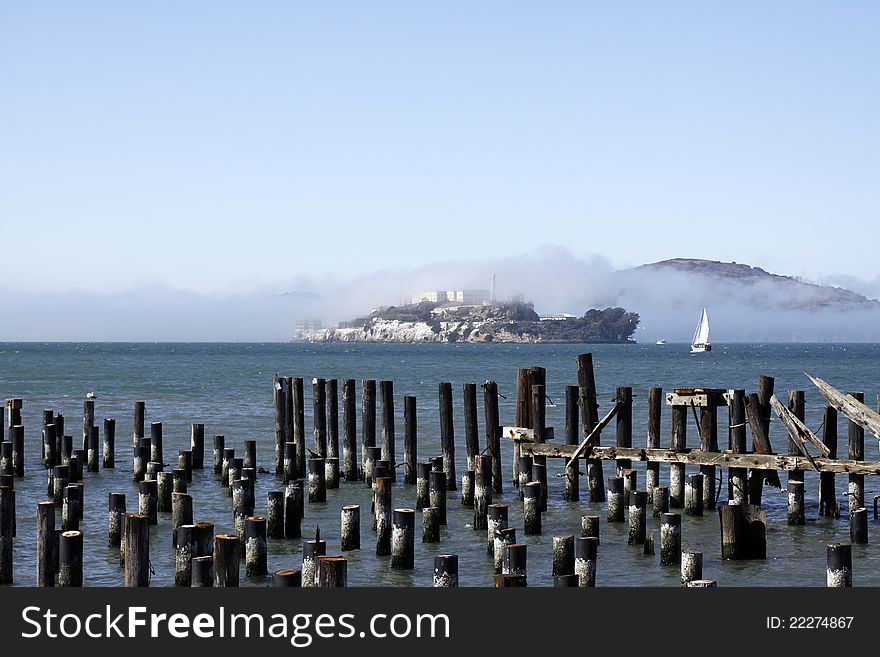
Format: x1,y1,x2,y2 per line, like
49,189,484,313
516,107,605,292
807,373,880,440
564,399,622,469
769,395,823,469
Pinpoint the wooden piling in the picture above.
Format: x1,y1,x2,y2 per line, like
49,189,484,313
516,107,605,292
495,528,516,574
787,481,805,525
124,513,150,587
231,479,254,542
172,492,194,546
342,379,358,481
523,481,542,535
101,418,115,469
660,513,682,566
429,470,447,525
787,390,805,484
719,503,766,560
826,543,852,587
341,504,360,550
146,460,162,480
283,441,297,484
157,471,173,512
267,490,284,539
190,556,213,587
531,383,548,511
552,534,574,576
422,507,440,543
227,456,242,493
850,507,868,544
685,474,704,516
245,516,268,577
302,534,326,587
361,379,376,481
728,389,748,504
284,480,303,539
581,515,600,544
391,508,415,569
474,454,492,530
819,406,838,516
628,490,647,545
62,485,80,531
487,503,508,554
132,401,145,451
502,543,527,584
133,444,148,483
463,382,479,472
576,354,605,502
379,380,395,482
375,476,392,556
439,381,457,491
274,375,290,476
37,501,55,586
646,386,662,502
364,446,381,487
681,550,703,586
517,454,533,496
212,434,225,477
513,368,530,487
308,457,326,503
57,530,83,587
416,461,431,510
43,422,57,470
315,556,347,587
186,422,203,470
607,476,624,522
108,492,126,547
291,377,306,479
554,574,579,587
313,377,328,458
461,469,475,507
174,524,195,586
87,426,99,472
699,402,718,510
482,380,503,494
138,479,158,525
11,424,24,477
564,385,580,501
0,486,12,583
670,404,687,508
149,421,163,465
213,534,241,587
574,536,597,587
616,386,633,472
82,399,95,452
272,568,302,587
433,554,458,587
848,392,865,514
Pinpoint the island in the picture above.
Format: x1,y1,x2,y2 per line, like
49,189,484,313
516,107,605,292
293,301,640,344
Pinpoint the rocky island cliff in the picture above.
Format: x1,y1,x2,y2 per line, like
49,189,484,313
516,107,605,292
294,302,639,344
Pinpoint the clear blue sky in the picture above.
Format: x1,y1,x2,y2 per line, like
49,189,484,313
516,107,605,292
1,1,877,295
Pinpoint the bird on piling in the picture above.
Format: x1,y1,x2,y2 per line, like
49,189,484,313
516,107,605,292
86,392,97,400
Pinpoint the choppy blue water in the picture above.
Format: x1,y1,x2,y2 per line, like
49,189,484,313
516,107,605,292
1,342,879,586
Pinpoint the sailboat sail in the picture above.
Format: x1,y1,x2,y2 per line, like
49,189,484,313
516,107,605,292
691,308,711,352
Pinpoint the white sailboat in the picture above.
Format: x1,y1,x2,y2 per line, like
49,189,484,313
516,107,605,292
690,308,711,353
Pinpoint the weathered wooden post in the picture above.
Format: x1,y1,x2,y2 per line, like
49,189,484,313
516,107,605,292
133,443,148,483
37,501,55,587
463,382,479,472
213,534,241,587
149,421,163,465
474,454,492,530
341,505,360,550
523,481,542,535
502,543,527,585
231,478,254,542
190,556,213,587
819,406,838,516
375,476,392,556
681,549,703,586
429,470,447,525
728,389,748,504
267,490,284,539
245,516,268,577
399,395,417,486
575,536,598,587
206,434,222,477
461,469,475,507
0,486,12,583
146,460,162,480
57,530,83,587
172,524,195,586
272,568,302,587
99,418,115,469
685,474,704,516
670,404,687,508
302,531,326,588
108,492,126,546
43,421,57,470
342,379,358,481
494,528,516,574
576,354,604,502
719,503,766,559
851,508,868,544
124,513,150,586
487,503,508,554
172,492,193,546
826,543,852,587
646,387,662,502
554,574,579,587
379,379,395,482
616,386,633,473
311,377,327,460
531,383,548,511
517,454,533,496
11,424,24,477
364,446,381,487
787,481,805,525
433,554,458,587
82,399,95,452
308,457,326,503
391,508,415,569
192,522,214,559
607,476,624,522
439,381,457,491
186,422,203,470
563,385,580,501
132,401,145,450
157,471,173,512
284,480,303,539
62,485,80,531
552,534,574,576
86,426,99,472
788,390,805,484
283,441,297,484
581,515,600,543
622,469,637,501
699,399,718,510
660,513,682,566
290,377,305,479
422,507,440,543
361,379,376,481
52,465,68,507
848,392,865,514
513,368,530,487
227,456,242,494
274,375,290,477
316,556,347,587
482,380,502,494
172,468,187,493
416,461,431,509
138,479,158,525
628,490,647,545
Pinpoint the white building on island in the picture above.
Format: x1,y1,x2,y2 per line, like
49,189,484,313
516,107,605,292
411,289,491,305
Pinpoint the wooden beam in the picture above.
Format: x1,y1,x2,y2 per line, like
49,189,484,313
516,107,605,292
563,399,622,468
524,444,880,476
770,394,830,459
807,373,880,440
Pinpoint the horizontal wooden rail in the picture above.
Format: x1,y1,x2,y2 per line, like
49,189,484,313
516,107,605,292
524,444,880,476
